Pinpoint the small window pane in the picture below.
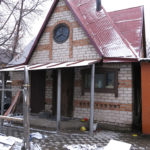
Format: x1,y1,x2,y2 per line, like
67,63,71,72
106,72,115,89
95,74,105,88
84,74,91,88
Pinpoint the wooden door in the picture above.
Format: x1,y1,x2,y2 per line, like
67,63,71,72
30,70,46,113
52,69,74,117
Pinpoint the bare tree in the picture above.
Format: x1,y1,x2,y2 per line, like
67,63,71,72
0,0,49,63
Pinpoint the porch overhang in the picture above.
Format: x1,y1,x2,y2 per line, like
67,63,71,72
0,59,100,72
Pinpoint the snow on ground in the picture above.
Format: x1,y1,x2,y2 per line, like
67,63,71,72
30,132,45,140
104,140,131,150
0,133,44,150
63,144,104,150
0,135,22,150
63,140,131,150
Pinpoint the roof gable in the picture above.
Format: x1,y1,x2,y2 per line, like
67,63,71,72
9,0,145,66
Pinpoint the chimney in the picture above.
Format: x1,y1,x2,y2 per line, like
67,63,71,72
96,0,101,11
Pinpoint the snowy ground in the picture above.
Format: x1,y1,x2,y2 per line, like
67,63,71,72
0,124,149,150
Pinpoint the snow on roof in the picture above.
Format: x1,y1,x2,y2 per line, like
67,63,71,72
109,6,144,58
1,59,100,72
7,38,35,67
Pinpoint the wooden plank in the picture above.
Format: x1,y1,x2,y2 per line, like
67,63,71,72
0,115,23,123
0,89,23,91
4,90,21,116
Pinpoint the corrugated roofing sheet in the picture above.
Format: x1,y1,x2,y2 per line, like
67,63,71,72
0,59,99,72
65,0,139,60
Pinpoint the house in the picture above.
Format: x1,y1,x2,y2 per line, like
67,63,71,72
2,0,146,132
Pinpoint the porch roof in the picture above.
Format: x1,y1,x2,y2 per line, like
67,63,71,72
0,59,100,72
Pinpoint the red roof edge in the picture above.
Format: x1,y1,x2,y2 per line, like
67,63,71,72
24,0,59,64
64,0,103,57
103,57,138,63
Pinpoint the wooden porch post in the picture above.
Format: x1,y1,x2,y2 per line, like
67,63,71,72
1,72,5,126
23,66,30,150
57,69,61,131
90,64,95,135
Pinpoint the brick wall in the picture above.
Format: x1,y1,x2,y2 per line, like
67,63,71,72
29,0,100,65
73,63,133,129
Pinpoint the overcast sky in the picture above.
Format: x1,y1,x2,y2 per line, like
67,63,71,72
28,0,150,47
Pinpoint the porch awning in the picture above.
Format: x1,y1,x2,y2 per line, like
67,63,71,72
0,59,100,72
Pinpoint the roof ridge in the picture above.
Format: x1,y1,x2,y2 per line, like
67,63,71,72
108,5,144,13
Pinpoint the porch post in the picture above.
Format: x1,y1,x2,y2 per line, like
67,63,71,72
57,69,61,131
90,64,95,135
23,66,30,150
1,72,5,126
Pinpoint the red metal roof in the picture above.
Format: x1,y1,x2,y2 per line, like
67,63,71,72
65,0,141,61
109,6,144,58
9,0,144,66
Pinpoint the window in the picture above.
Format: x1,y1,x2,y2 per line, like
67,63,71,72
82,68,118,97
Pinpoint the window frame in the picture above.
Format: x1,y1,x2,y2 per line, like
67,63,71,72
81,67,119,97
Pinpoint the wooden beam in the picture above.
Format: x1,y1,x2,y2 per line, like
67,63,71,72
4,90,21,116
90,64,95,135
0,115,23,123
23,66,30,150
57,69,61,131
0,89,23,91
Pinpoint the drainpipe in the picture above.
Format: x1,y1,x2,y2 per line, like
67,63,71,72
96,0,101,11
